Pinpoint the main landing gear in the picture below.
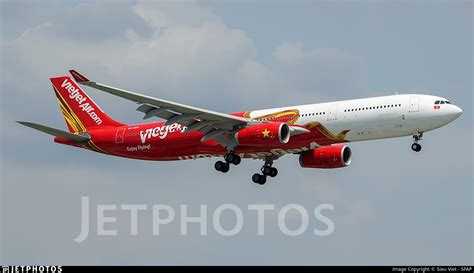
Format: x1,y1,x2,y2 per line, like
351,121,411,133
214,152,241,173
411,132,423,152
252,157,278,185
214,153,278,186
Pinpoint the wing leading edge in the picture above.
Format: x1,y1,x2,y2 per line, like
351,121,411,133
68,70,309,148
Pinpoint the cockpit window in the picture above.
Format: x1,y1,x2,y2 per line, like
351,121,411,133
440,101,445,104
435,100,440,104
445,101,451,104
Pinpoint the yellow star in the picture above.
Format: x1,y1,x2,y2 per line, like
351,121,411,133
262,129,270,138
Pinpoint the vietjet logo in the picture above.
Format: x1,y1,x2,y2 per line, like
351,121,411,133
61,79,103,125
140,124,187,144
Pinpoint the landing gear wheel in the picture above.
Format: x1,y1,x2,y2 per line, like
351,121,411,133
215,161,224,171
221,163,230,173
252,173,266,185
262,166,273,176
215,161,230,172
232,155,241,165
411,143,422,152
225,153,241,165
269,167,278,178
225,153,235,163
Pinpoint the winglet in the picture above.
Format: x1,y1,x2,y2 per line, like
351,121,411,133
69,70,90,83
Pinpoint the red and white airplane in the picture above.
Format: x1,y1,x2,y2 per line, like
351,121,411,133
18,70,462,185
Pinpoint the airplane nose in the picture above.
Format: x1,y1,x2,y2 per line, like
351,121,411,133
451,105,463,119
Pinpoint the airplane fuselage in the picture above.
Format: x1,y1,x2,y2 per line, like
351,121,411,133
55,94,462,160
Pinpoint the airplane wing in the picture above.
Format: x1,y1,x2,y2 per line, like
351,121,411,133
69,70,309,145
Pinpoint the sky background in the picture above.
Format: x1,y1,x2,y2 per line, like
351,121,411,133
1,0,472,265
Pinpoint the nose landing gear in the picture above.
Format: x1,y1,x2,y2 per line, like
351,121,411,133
411,132,423,152
411,143,422,152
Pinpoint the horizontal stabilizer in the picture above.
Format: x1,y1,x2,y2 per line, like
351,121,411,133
17,121,90,142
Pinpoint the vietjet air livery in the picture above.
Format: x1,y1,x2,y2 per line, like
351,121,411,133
18,70,462,185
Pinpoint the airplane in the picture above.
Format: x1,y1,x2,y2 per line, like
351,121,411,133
18,70,463,185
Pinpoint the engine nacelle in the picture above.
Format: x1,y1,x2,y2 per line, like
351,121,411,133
299,145,352,169
235,123,290,146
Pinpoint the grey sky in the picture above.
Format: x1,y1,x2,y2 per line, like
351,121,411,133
1,0,472,265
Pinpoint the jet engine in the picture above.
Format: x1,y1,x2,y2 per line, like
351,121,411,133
235,122,290,146
299,145,352,168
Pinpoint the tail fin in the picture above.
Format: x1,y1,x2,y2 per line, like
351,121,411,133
50,76,124,133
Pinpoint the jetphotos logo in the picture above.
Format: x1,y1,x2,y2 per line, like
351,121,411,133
140,124,187,143
74,196,335,243
61,79,103,125
1,266,62,273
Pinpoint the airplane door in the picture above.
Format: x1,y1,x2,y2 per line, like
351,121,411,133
327,104,338,121
115,128,125,144
409,96,420,112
